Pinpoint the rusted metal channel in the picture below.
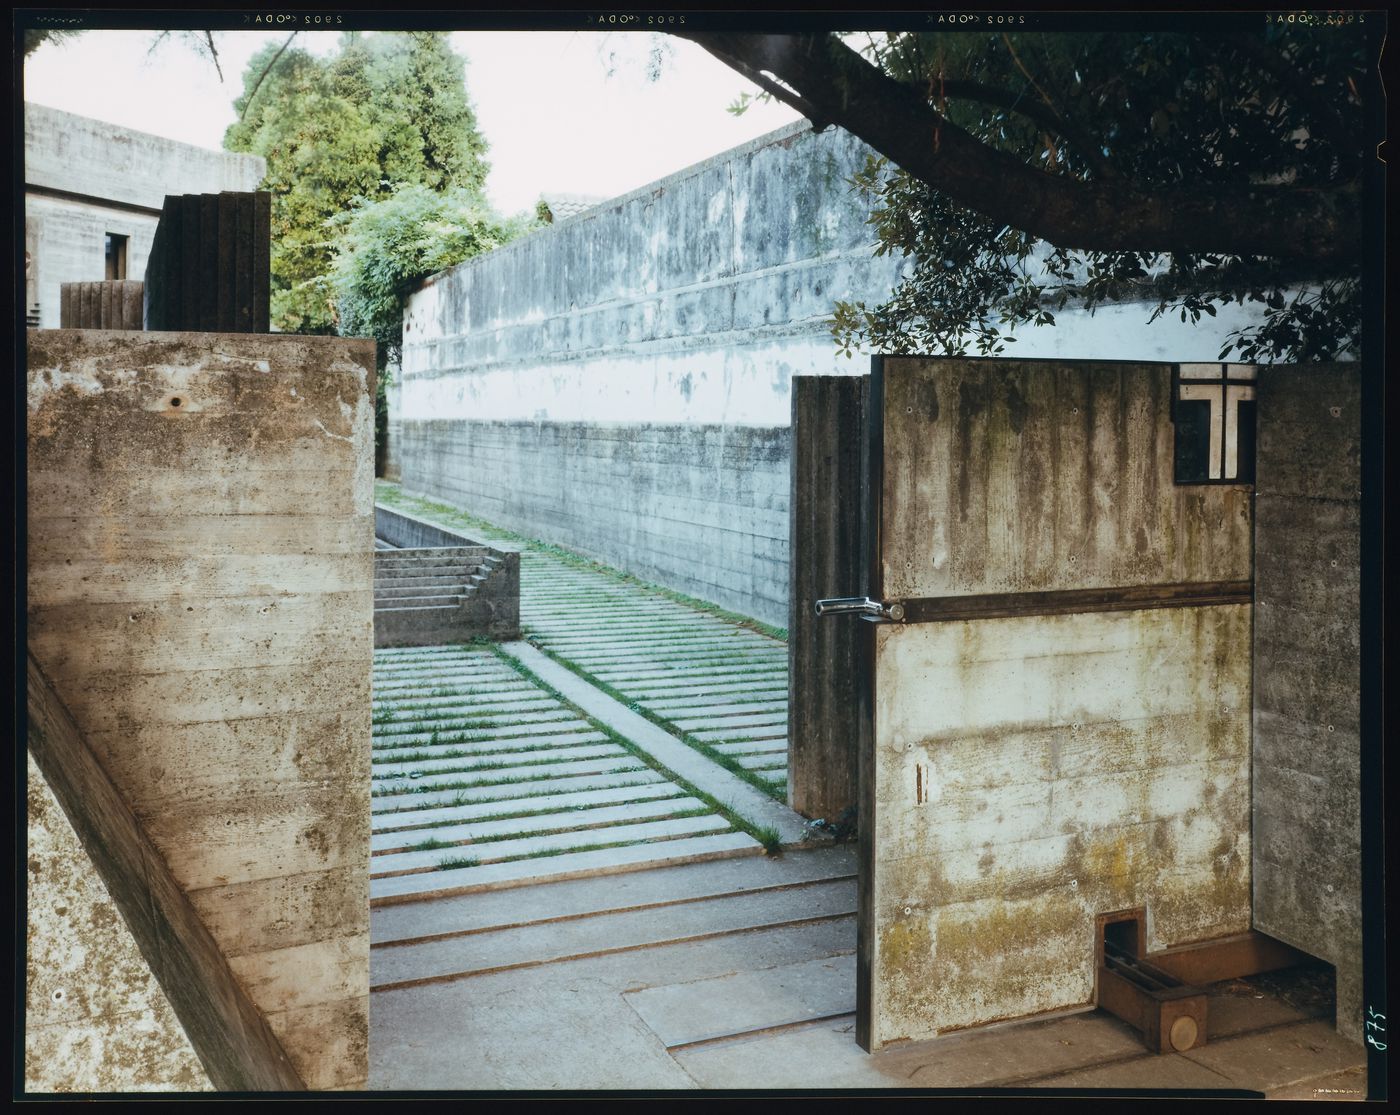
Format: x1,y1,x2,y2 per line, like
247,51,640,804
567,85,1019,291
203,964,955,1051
1095,908,1312,1055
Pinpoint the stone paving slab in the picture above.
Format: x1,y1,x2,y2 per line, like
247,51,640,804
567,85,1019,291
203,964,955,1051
373,721,610,751
373,728,608,759
1179,1019,1368,1093
371,782,688,835
371,755,648,797
669,710,789,731
372,879,853,990
373,742,627,780
688,723,789,743
370,830,764,906
371,795,709,854
370,844,857,945
500,642,807,843
370,814,734,878
372,769,669,813
625,953,856,1049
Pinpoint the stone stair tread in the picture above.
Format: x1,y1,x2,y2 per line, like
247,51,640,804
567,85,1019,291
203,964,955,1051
369,873,853,988
370,844,855,944
369,814,734,878
368,830,767,911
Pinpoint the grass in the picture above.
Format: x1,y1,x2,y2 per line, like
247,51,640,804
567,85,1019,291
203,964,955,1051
517,644,788,805
409,837,456,852
489,646,785,847
375,481,787,641
436,855,479,871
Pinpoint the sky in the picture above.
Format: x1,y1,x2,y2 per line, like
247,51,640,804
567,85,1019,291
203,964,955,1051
22,28,803,217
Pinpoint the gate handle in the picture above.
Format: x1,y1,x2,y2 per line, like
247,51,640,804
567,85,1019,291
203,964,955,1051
814,596,905,622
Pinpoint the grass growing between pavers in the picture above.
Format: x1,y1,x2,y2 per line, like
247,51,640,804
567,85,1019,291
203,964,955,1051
375,481,788,642
518,642,789,805
488,644,781,855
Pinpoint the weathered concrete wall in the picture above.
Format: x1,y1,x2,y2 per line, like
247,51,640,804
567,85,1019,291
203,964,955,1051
399,419,789,624
1252,365,1362,1043
398,119,1287,623
25,752,211,1093
24,103,265,329
864,358,1253,1049
27,330,375,1090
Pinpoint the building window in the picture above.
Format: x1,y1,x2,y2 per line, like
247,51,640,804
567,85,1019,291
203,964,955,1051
105,233,128,281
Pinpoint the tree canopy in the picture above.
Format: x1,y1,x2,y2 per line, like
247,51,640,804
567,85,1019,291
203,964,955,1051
690,27,1372,362
224,31,492,334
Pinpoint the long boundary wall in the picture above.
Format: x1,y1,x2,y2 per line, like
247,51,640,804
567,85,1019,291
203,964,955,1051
396,118,1291,626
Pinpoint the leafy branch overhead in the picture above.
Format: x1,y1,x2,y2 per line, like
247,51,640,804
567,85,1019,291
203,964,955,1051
688,29,1369,362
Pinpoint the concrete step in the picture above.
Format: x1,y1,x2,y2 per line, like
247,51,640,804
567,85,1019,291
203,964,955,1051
370,874,854,988
370,844,856,944
369,830,766,910
374,593,465,610
372,707,575,738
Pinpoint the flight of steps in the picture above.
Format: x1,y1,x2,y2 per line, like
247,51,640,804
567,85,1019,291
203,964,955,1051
374,546,502,647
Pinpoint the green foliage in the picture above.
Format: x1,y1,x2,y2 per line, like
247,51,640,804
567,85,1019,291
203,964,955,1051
826,30,1367,364
224,31,494,335
329,185,523,354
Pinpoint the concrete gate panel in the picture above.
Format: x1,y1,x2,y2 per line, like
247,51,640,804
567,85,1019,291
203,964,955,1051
859,357,1255,1050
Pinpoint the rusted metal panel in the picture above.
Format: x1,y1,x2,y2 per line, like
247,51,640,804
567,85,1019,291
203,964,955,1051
789,374,867,821
878,358,1253,601
866,606,1252,1048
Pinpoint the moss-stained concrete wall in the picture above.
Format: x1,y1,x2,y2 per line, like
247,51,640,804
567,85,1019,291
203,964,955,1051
27,330,375,1090
1252,366,1362,1042
25,752,211,1093
864,359,1254,1048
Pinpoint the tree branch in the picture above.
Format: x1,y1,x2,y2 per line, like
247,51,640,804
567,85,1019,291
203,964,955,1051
240,32,299,124
926,77,1117,180
677,31,1360,268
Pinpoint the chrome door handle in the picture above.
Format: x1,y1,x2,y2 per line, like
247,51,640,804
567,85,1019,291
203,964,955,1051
814,596,905,622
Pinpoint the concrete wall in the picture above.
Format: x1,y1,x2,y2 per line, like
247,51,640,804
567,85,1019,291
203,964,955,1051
27,330,375,1090
863,359,1254,1048
25,752,211,1093
1252,366,1362,1043
24,103,265,329
397,118,1287,624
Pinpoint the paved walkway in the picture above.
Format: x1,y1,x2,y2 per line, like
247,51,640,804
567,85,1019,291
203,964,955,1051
369,483,803,901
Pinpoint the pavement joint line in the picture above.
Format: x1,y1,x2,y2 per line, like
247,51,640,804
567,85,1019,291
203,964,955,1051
661,1002,860,1054
498,641,807,844
369,873,858,949
367,909,857,992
